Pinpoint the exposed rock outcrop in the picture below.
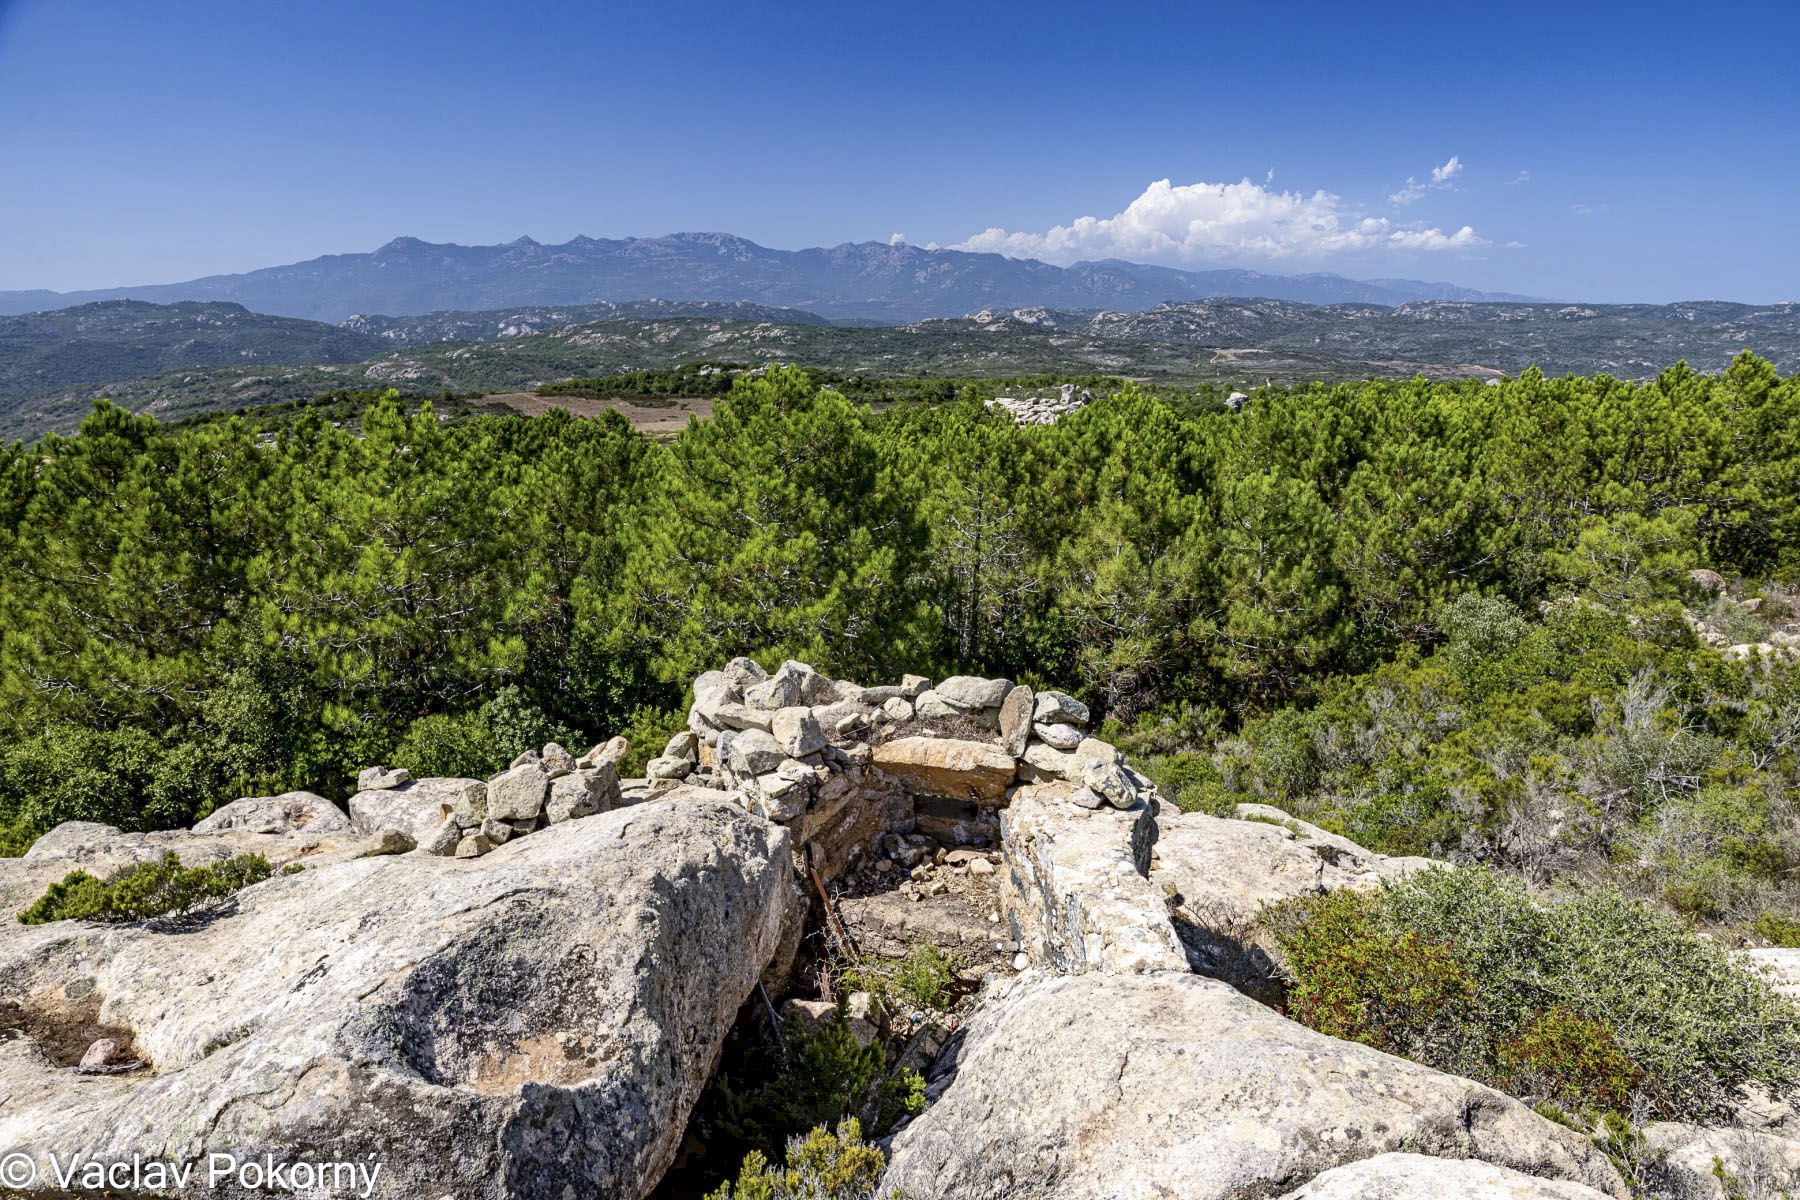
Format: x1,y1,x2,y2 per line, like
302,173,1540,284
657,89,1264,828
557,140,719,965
880,972,1629,1200
191,790,350,836
1000,781,1187,974
1277,1153,1618,1199
1153,803,1443,1001
0,798,799,1200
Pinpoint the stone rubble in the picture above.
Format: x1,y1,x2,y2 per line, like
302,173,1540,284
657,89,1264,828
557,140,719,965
985,382,1092,425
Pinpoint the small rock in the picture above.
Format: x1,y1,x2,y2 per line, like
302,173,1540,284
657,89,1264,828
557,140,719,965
772,706,828,757
509,749,541,769
481,817,515,845
357,766,410,792
721,656,769,690
420,815,461,856
914,690,959,719
79,1038,121,1069
546,766,617,823
1068,785,1106,809
578,736,630,768
541,743,577,774
1033,721,1084,750
1012,953,1029,971
727,729,786,777
937,675,1014,710
998,685,1035,758
662,730,700,762
359,828,416,857
1689,568,1727,592
882,696,915,723
900,674,931,699
1033,691,1090,727
454,833,494,858
969,858,996,876
487,762,550,822
646,756,694,781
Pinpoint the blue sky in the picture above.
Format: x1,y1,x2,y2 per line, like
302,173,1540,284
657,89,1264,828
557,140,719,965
0,0,1795,302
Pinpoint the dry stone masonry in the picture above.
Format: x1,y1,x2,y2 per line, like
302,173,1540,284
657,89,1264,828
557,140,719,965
985,382,1091,425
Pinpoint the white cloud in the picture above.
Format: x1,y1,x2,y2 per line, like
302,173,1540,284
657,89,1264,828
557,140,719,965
1389,179,1427,205
955,177,1489,265
1390,155,1464,205
889,232,906,245
1570,203,1610,215
1508,169,1531,185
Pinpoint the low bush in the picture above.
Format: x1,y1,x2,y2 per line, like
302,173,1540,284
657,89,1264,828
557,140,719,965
1267,867,1800,1121
17,852,274,925
892,943,956,1012
1753,911,1800,947
704,1119,893,1200
686,1014,923,1194
0,817,39,858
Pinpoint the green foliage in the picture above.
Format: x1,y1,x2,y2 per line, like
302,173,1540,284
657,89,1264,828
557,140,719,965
1141,752,1239,816
892,943,957,1012
689,1015,924,1194
0,817,38,857
1269,867,1800,1120
18,852,273,925
1496,1007,1642,1112
392,710,497,780
703,1119,893,1200
8,358,1800,883
1753,911,1800,947
1263,888,1477,1061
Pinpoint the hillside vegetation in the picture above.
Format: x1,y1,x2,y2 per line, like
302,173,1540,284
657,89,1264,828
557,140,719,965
8,294,1797,442
3,356,1800,942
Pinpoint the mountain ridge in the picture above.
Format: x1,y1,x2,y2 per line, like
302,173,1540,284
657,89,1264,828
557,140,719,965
0,233,1546,324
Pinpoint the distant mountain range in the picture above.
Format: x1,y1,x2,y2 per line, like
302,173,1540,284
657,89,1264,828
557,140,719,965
0,233,1546,324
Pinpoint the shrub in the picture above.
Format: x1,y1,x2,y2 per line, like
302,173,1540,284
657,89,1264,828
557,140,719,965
690,1015,924,1190
1263,888,1477,1065
1437,593,1532,694
480,686,581,766
0,725,219,833
18,852,273,925
1753,911,1800,947
704,1119,893,1200
393,710,498,780
1269,867,1800,1120
1142,752,1239,816
615,704,687,776
1497,1007,1642,1112
0,817,40,858
1250,709,1322,799
892,942,956,1012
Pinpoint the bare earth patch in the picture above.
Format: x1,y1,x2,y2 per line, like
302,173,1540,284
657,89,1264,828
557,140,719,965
479,392,715,437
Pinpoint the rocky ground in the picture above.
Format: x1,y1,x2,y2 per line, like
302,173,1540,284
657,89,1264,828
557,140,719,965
1,657,1796,1199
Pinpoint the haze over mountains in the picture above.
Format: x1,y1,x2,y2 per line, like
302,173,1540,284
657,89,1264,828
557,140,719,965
0,233,1544,325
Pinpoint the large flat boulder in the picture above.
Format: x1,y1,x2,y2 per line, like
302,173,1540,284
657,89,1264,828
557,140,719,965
999,782,1186,974
5,822,362,915
0,798,800,1200
1744,947,1800,1000
871,736,1016,804
1642,1122,1800,1199
191,791,350,836
1153,805,1443,1002
350,775,487,842
881,972,1627,1200
1276,1153,1617,1198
